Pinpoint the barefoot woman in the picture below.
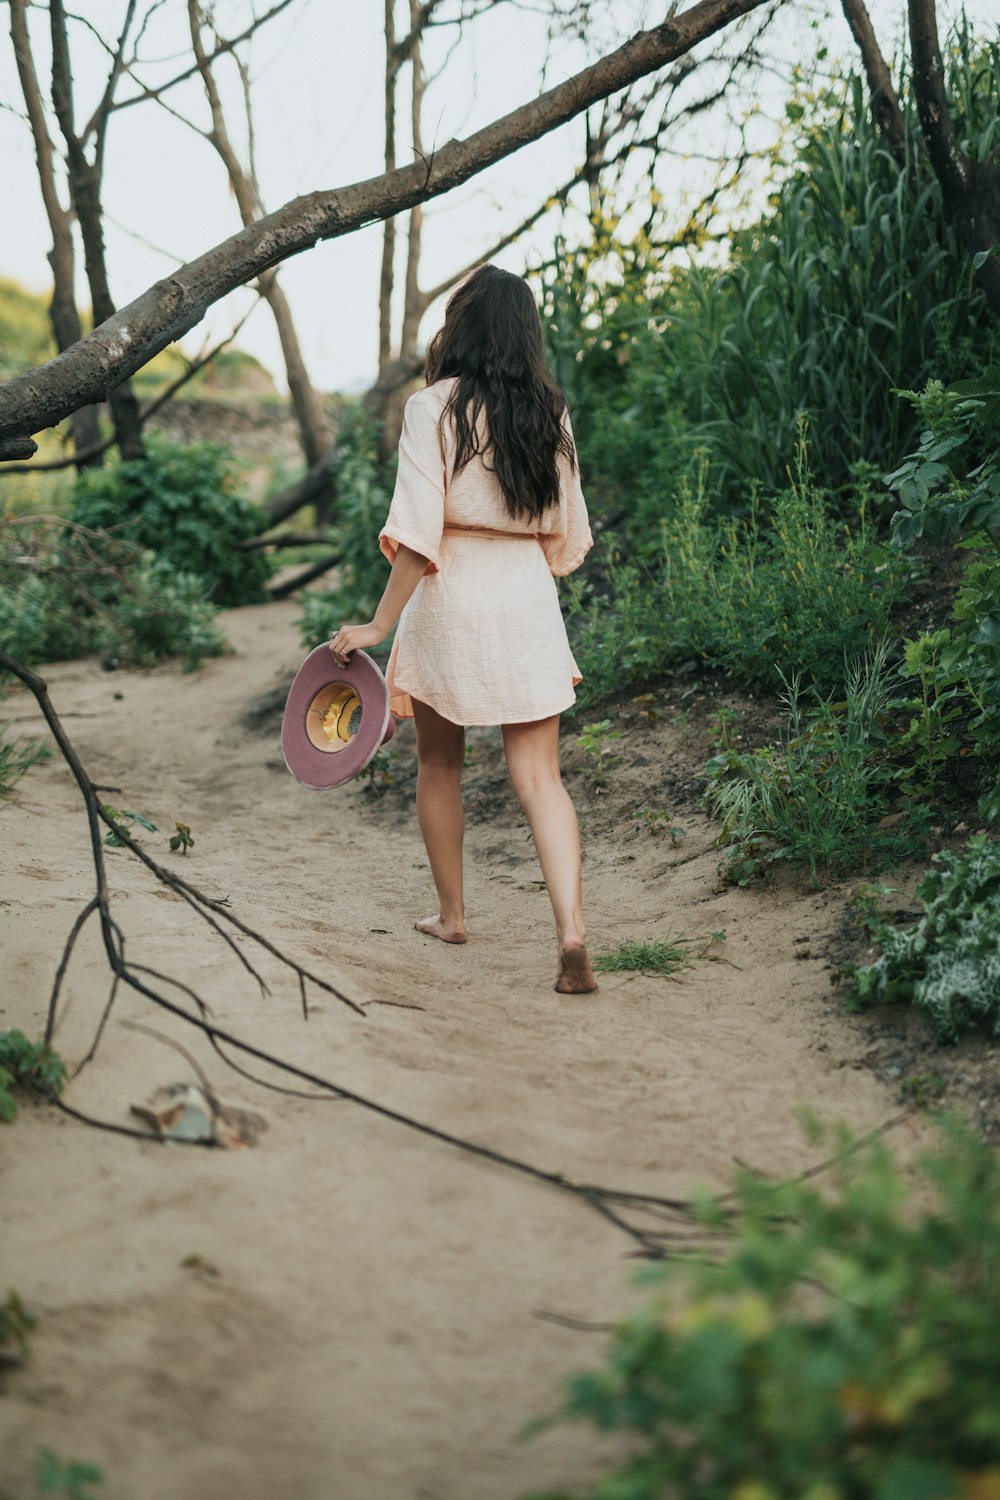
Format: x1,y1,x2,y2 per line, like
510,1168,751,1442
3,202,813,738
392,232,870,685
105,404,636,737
329,265,596,995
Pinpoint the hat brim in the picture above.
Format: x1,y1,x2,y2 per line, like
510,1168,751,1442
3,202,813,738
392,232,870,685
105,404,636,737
281,646,394,789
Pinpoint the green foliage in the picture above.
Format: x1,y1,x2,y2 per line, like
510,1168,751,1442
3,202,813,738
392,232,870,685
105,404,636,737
576,719,622,789
101,805,158,847
703,644,927,887
846,836,1000,1043
92,554,227,671
35,1449,105,1500
0,522,227,675
0,1289,37,1365
632,807,686,845
525,1116,1000,1500
69,433,270,607
0,712,51,798
885,370,1000,550
885,371,1000,820
566,441,904,708
883,631,965,812
295,404,391,647
169,820,194,855
538,36,1000,538
594,933,724,977
0,1031,67,1122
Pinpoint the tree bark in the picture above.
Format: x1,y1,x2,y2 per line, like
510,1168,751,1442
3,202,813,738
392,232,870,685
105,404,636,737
838,0,907,162
9,0,103,464
0,0,775,458
907,0,1000,316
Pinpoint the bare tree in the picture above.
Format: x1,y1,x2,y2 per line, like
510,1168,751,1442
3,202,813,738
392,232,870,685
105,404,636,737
46,0,146,459
0,0,778,462
184,0,337,519
10,0,105,466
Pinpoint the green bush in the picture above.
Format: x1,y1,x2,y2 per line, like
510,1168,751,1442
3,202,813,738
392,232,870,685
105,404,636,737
92,554,227,672
295,403,392,647
69,433,270,607
884,370,1000,821
525,1115,1000,1500
0,521,227,674
0,706,51,798
703,643,926,887
846,836,1000,1042
566,441,904,708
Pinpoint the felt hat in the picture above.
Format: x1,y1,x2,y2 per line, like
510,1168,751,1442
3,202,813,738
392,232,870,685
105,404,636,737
281,645,396,789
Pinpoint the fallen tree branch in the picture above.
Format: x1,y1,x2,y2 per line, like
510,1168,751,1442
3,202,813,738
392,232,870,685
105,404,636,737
1,650,914,1258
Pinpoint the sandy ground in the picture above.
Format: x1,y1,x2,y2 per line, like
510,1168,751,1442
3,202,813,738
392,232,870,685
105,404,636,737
0,602,933,1500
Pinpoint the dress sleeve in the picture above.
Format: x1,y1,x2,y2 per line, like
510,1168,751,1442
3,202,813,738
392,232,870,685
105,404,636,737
537,410,594,577
379,392,447,575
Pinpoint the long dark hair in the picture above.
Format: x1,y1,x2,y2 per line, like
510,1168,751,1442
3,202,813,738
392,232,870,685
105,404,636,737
424,265,576,521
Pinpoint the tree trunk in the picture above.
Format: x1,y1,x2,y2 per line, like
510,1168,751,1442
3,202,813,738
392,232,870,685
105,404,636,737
49,0,145,460
0,0,776,457
908,0,1000,317
10,0,103,464
188,0,334,515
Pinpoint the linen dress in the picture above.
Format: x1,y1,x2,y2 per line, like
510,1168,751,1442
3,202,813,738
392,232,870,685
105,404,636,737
378,377,593,726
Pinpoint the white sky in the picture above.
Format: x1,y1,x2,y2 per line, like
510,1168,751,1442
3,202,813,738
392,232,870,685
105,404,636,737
0,0,994,393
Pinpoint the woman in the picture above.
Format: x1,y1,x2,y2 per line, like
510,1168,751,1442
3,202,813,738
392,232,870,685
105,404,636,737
330,265,596,995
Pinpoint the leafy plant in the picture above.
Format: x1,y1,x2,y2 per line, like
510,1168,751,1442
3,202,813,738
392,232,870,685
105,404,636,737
566,438,905,708
883,630,965,811
632,807,686,844
101,806,158,847
92,554,227,671
69,433,270,607
0,1289,37,1365
35,1449,105,1500
576,719,622,789
703,643,926,887
525,1115,1000,1500
594,932,724,977
0,1031,67,1122
845,835,1000,1042
169,820,194,855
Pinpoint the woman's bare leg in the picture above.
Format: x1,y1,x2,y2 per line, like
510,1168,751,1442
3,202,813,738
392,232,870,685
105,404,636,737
502,715,597,994
412,697,467,943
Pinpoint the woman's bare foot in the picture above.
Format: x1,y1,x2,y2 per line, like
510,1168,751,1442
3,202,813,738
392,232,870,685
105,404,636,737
415,914,468,944
555,938,597,994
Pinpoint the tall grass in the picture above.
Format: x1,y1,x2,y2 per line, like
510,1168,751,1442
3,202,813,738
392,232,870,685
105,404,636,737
539,30,1000,535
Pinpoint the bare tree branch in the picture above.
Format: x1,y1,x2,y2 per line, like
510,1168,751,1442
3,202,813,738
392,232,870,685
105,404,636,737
0,0,777,459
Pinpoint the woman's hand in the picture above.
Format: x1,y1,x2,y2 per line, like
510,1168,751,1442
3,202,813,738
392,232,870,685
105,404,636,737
328,621,385,666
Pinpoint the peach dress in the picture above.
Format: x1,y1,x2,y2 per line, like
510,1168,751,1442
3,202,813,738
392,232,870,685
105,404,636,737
378,378,593,726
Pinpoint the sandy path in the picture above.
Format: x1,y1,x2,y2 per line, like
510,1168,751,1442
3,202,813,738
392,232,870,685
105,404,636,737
0,603,923,1500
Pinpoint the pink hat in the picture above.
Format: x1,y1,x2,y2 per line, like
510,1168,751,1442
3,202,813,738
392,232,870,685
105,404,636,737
282,645,396,789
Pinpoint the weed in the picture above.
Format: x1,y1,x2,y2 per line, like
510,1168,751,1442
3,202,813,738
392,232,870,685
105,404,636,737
101,806,157,847
0,1031,67,1122
703,642,927,887
36,1449,105,1500
169,821,194,855
0,717,51,798
633,807,686,845
576,719,622,790
0,1289,37,1365
594,932,724,977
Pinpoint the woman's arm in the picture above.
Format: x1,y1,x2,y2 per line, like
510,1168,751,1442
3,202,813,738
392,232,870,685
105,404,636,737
328,542,429,666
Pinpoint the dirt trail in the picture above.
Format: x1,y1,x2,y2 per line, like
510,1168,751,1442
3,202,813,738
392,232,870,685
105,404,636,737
0,603,926,1500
